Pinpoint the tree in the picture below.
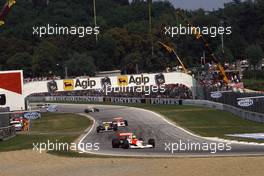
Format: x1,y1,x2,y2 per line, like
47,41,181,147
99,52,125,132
32,0,49,9
1,0,264,77
122,51,142,73
258,25,264,49
215,46,234,63
32,41,59,76
66,53,96,76
6,52,33,77
245,44,264,76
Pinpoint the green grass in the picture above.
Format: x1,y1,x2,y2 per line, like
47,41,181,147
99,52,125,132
31,113,91,133
243,79,264,91
0,113,91,153
0,135,76,152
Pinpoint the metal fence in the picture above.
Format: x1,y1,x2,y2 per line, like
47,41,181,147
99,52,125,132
0,126,15,140
201,87,264,114
0,107,16,140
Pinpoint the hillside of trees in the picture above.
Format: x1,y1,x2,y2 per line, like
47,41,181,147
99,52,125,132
0,0,263,78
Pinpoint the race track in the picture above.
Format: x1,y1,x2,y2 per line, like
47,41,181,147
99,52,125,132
56,103,264,157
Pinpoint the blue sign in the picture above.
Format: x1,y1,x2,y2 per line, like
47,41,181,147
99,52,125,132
23,112,41,120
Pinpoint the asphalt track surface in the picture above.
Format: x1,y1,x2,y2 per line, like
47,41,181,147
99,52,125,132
56,103,264,157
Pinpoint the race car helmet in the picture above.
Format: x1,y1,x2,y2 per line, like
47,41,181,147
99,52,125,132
132,134,136,139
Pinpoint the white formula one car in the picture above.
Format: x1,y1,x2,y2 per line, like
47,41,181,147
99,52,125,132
36,103,50,109
84,107,99,113
112,132,155,149
112,117,128,127
96,121,118,133
10,120,23,131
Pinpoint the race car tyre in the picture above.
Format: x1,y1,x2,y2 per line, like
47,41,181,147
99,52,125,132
148,138,155,148
96,126,101,133
122,140,130,149
84,109,90,113
112,138,120,148
124,120,128,126
113,124,118,131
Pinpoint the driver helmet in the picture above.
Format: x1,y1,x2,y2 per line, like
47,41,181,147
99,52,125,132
132,134,136,139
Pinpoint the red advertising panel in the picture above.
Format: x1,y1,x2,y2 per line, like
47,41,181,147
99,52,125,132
0,71,22,94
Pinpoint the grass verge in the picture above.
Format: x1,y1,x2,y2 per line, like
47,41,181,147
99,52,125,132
0,113,91,154
243,79,264,91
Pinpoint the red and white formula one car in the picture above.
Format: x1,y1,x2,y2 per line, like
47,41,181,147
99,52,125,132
112,132,155,149
112,117,128,127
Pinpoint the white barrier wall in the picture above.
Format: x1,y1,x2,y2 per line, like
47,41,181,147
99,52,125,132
1,71,197,111
23,72,197,96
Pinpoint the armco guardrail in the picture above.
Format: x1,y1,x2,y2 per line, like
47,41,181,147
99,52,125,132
28,96,264,123
28,96,104,103
28,96,181,105
183,100,264,123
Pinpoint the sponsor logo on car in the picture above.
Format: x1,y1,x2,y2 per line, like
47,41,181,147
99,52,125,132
237,98,254,107
63,79,74,91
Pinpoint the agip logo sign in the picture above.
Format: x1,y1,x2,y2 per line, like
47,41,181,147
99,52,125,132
129,75,150,85
74,79,96,89
117,76,128,86
117,75,150,86
63,79,74,91
63,78,97,91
